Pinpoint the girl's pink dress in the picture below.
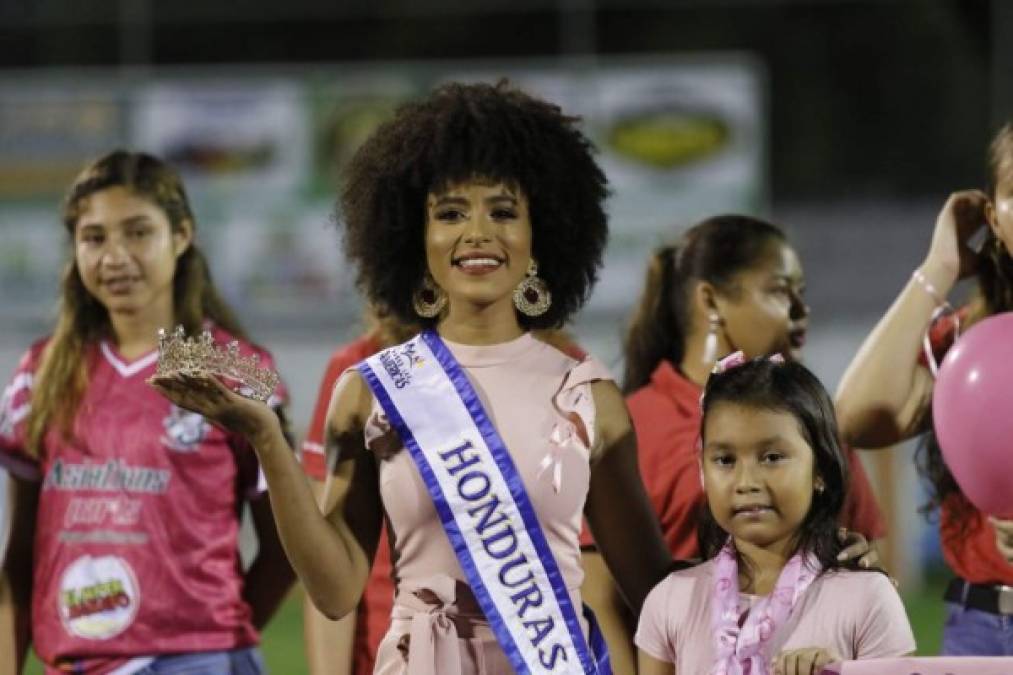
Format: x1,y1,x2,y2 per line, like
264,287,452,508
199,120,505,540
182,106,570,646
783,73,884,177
363,333,611,675
636,560,916,673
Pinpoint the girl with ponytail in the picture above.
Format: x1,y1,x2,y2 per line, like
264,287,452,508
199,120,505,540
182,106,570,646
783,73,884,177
0,151,294,674
621,215,885,560
836,122,1013,656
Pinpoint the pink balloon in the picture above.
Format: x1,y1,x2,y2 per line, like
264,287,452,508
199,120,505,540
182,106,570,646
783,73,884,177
933,312,1013,517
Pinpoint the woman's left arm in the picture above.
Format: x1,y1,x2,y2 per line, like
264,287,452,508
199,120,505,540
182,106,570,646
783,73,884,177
584,380,673,613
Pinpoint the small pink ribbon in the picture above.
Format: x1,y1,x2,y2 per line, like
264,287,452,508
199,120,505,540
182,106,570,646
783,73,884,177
712,351,786,375
541,423,581,494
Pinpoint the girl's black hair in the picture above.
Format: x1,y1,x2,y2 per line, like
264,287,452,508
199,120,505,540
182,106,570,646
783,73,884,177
697,358,868,576
621,215,786,394
340,80,609,330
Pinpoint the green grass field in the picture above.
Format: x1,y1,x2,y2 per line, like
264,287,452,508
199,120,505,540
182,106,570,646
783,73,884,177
25,574,950,674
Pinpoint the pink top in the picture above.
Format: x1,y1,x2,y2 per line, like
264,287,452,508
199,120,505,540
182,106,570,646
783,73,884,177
363,332,611,674
0,328,287,674
635,560,915,673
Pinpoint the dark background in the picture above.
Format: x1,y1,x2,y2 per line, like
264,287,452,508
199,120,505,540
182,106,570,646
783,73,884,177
0,0,1002,199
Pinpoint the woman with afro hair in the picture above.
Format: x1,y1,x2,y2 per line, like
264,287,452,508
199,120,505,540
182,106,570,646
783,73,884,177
152,80,672,674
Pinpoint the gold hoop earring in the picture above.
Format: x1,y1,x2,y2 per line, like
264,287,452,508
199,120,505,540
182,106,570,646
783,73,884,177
412,274,447,318
513,259,552,317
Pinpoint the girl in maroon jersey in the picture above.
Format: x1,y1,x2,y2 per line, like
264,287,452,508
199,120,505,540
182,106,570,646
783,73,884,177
0,151,294,674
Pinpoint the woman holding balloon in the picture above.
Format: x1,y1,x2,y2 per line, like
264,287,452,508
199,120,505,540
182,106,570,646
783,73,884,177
836,122,1013,655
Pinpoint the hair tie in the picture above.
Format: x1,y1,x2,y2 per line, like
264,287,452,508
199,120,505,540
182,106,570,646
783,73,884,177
711,350,785,375
711,350,746,374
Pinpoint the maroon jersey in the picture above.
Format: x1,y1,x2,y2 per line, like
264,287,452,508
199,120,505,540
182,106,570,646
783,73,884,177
0,326,288,674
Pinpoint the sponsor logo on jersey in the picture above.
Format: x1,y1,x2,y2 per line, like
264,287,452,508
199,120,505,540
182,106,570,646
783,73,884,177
44,459,171,494
59,555,140,640
161,404,210,452
64,496,143,528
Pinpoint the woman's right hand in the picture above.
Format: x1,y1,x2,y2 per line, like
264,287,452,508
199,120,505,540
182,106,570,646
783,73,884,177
923,190,991,287
148,371,280,446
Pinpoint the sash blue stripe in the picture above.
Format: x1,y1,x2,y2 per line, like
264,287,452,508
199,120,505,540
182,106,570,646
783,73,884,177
356,357,532,675
421,330,599,674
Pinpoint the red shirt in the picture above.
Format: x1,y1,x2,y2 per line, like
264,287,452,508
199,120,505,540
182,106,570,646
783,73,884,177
0,328,288,674
301,335,394,675
924,311,1013,585
627,360,887,560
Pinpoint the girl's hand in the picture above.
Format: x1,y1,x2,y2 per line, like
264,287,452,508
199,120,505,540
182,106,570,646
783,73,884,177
989,517,1013,564
835,528,879,569
772,647,839,675
148,371,278,444
923,190,990,287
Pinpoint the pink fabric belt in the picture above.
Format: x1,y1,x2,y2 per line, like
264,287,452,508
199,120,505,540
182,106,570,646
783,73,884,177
389,575,491,675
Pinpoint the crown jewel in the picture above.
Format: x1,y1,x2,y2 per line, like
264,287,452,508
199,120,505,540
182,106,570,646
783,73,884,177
156,326,279,403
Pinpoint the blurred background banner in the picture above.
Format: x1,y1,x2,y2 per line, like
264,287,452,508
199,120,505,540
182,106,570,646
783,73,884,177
0,56,765,331
132,80,310,193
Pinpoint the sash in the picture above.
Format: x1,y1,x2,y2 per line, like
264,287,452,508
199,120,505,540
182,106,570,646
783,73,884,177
357,330,610,674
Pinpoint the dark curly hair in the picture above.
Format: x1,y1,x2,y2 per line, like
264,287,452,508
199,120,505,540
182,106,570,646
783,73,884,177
697,359,872,579
340,80,609,329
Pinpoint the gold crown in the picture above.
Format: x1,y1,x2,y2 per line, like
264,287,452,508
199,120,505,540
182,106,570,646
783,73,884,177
156,326,280,403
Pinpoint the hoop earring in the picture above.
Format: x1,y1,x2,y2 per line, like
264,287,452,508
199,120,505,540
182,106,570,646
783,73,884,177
701,312,721,365
513,259,552,317
412,274,447,318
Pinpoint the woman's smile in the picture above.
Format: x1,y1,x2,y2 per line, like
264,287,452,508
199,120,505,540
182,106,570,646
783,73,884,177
452,251,507,275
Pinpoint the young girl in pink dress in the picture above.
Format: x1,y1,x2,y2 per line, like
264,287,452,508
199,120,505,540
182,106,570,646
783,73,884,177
636,354,915,675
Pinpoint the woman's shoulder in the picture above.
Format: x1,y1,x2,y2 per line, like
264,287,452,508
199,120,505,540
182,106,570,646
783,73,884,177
524,335,611,380
535,340,613,396
331,367,375,425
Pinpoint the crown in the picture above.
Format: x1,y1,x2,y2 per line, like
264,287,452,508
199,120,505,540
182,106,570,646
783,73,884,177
156,326,280,403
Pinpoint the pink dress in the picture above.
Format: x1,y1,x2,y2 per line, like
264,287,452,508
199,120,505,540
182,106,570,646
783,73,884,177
363,333,611,675
635,560,916,673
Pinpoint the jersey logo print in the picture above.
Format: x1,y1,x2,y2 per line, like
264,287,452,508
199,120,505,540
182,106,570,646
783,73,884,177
161,404,210,453
59,555,141,640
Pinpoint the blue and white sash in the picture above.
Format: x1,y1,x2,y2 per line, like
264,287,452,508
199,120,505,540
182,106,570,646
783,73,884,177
358,330,611,674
